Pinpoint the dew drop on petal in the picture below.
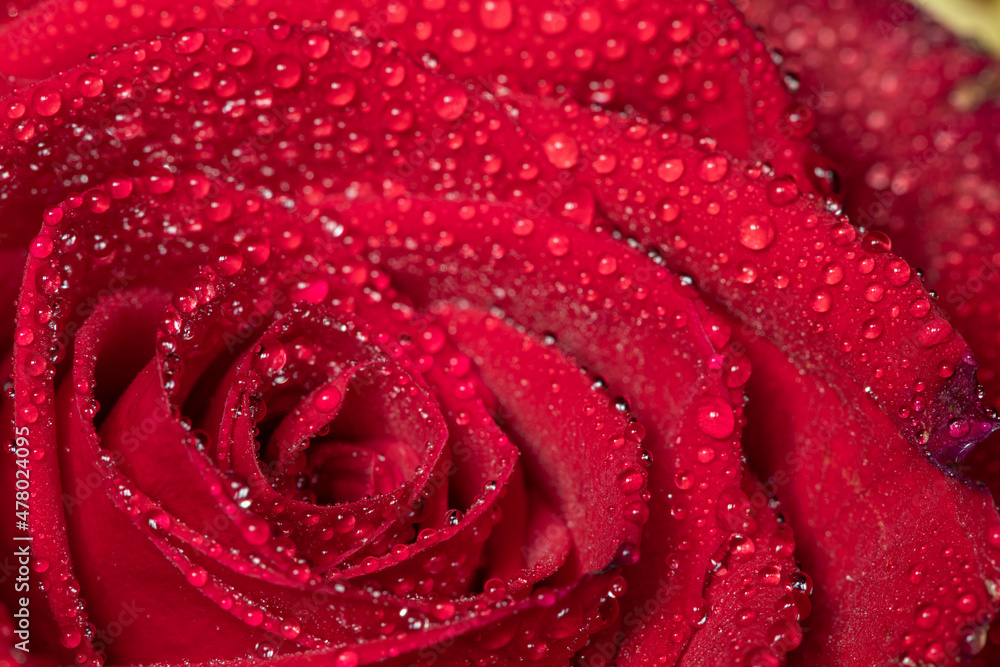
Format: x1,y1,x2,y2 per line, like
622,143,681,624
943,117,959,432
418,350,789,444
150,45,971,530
512,218,534,236
865,284,885,303
539,9,568,34
212,244,243,276
32,88,61,117
696,397,735,439
863,231,892,254
172,28,205,55
949,419,971,439
547,233,571,257
335,651,359,667
324,76,357,107
738,214,776,251
186,566,208,587
300,33,331,59
810,288,832,313
315,387,342,412
597,254,618,275
862,317,883,340
77,73,104,97
543,132,580,169
224,39,255,66
766,176,799,206
479,0,513,30
885,258,911,287
592,152,618,174
657,158,685,183
267,54,302,89
916,319,953,347
822,262,844,285
657,197,681,222
697,154,728,183
914,604,940,630
433,87,469,121
29,236,53,259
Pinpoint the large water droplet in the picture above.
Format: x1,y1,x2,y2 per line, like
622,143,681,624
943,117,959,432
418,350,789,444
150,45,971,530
810,288,832,313
543,133,580,169
738,214,776,251
697,154,729,183
696,397,735,439
657,157,685,183
433,86,469,121
479,0,513,30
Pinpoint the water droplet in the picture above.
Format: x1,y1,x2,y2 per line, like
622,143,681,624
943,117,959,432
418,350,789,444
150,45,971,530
335,650,359,667
810,288,832,313
29,236,53,259
242,517,271,546
597,254,618,275
885,258,911,287
383,102,415,132
144,169,175,194
172,28,205,55
77,72,104,97
949,419,971,439
736,263,758,284
658,197,681,222
512,218,534,236
822,262,844,285
300,33,331,59
592,152,618,174
212,244,243,277
657,157,685,183
729,534,756,561
224,39,255,66
618,470,644,493
542,133,580,169
539,9,568,34
863,231,892,253
957,592,979,614
830,222,857,246
267,54,302,89
479,0,513,30
697,154,728,183
653,69,682,99
916,319,952,347
432,601,457,620
448,25,479,53
716,486,753,532
909,298,931,318
433,87,469,121
696,397,735,439
32,88,61,117
914,604,940,630
854,315,884,341
547,233,571,257
865,283,885,303
186,566,208,587
766,177,799,205
324,76,357,106
738,214,776,251
484,577,508,602
315,386,342,412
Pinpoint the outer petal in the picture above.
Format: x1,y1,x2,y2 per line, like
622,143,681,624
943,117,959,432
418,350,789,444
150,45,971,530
738,330,1000,664
0,0,819,189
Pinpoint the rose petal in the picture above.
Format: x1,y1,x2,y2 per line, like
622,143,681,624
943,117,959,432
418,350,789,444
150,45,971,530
344,195,805,663
739,331,1000,664
0,0,818,189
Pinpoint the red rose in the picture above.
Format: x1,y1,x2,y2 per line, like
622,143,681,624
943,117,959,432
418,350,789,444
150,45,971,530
0,1,998,666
